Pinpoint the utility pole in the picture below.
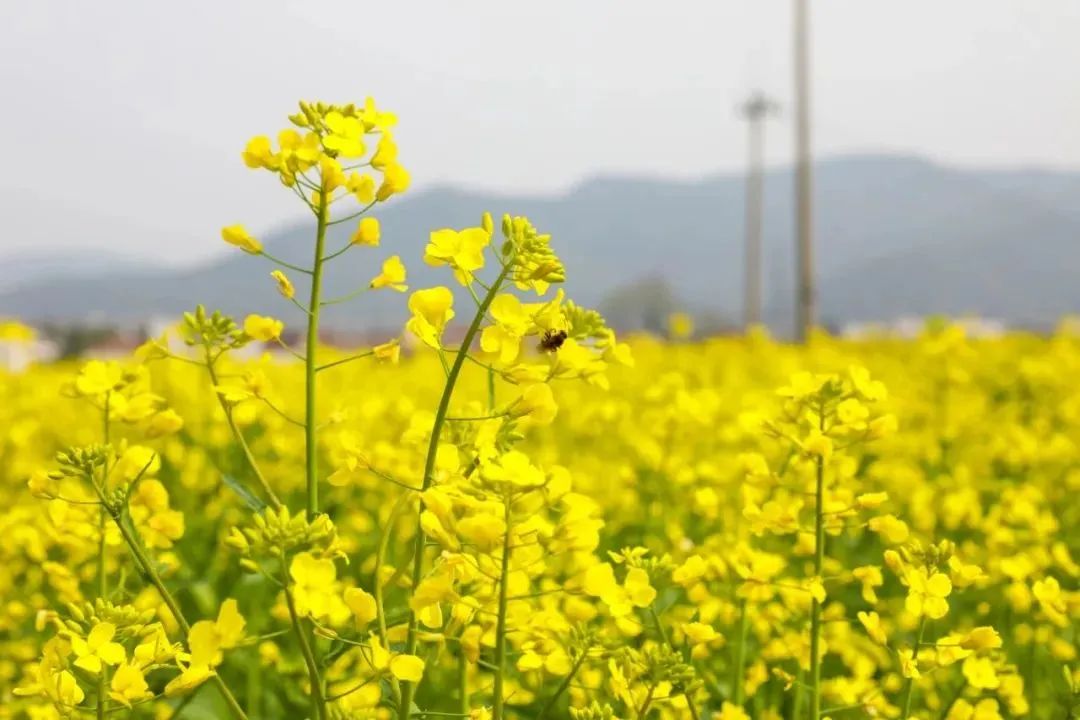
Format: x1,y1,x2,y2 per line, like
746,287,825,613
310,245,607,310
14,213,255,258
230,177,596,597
793,0,815,342
738,92,778,331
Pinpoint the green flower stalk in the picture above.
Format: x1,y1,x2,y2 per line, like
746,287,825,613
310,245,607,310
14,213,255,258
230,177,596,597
83,458,250,720
492,491,514,720
305,188,330,520
215,99,410,720
809,451,825,720
96,394,110,720
399,264,512,720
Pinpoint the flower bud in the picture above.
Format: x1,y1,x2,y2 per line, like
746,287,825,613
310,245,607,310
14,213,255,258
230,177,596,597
67,603,86,623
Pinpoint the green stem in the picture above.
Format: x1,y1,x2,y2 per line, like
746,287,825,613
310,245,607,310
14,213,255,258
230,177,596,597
1023,640,1036,707
537,650,588,720
97,395,111,720
283,581,328,720
458,642,470,715
376,495,411,706
321,285,369,307
686,694,701,720
900,617,928,719
821,703,868,715
206,356,283,510
733,597,748,706
246,647,262,718
638,683,658,719
170,683,204,718
809,453,825,720
305,188,329,520
398,267,511,720
649,605,670,646
937,679,968,720
492,493,513,720
261,250,313,275
106,508,248,720
791,669,805,720
316,351,374,373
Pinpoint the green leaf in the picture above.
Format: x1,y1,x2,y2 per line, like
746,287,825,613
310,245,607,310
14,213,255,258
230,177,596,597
223,475,267,513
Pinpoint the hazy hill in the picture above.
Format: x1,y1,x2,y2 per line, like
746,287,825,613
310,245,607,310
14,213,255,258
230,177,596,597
2,154,1079,333
0,249,167,292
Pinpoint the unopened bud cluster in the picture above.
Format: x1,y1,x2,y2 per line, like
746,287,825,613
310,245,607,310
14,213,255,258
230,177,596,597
182,305,249,352
226,505,344,569
63,600,157,640
500,214,567,290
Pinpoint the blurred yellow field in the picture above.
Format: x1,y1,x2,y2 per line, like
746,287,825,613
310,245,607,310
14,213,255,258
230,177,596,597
0,101,1077,720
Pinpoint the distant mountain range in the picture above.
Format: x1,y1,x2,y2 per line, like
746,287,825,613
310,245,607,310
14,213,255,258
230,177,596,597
3,154,1079,334
0,249,167,292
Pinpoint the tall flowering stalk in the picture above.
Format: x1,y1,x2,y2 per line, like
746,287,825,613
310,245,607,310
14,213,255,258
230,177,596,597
398,259,514,718
757,369,896,717
395,213,628,717
217,100,409,719
222,99,410,519
177,102,621,719
22,362,250,718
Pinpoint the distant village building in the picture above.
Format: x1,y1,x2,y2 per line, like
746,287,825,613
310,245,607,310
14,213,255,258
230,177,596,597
841,316,1007,340
2,316,403,368
0,321,59,371
75,324,398,362
83,332,145,360
0,337,60,372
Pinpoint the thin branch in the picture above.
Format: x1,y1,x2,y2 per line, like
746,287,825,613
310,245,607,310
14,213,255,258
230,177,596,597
321,242,353,263
275,338,306,362
260,251,312,276
205,354,283,510
259,396,306,428
326,201,376,227
445,412,509,422
321,286,369,307
315,351,374,373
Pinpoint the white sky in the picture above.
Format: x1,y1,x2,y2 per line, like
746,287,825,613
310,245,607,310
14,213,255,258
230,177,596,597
3,0,1079,266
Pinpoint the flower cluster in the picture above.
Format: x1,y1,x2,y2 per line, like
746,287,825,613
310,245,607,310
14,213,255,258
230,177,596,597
2,100,1077,720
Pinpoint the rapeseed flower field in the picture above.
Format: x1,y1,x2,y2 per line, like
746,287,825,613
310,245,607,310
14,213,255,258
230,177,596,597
0,101,1076,720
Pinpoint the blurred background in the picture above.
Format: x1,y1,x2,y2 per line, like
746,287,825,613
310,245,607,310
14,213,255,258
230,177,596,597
3,0,1080,361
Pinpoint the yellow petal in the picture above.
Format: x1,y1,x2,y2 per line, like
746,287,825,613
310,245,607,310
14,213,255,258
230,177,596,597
390,654,425,682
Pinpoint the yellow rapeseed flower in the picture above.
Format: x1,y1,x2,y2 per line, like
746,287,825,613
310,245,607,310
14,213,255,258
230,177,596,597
271,269,295,299
243,314,284,342
352,217,381,246
370,255,408,292
222,224,263,254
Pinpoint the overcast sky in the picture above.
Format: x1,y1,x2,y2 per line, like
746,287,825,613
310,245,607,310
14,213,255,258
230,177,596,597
3,1,1079,266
